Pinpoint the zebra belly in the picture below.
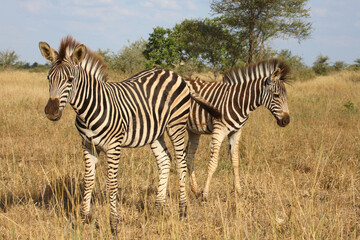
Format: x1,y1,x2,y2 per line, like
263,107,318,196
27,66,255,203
120,110,168,148
120,129,163,148
187,117,214,135
187,106,214,134
187,120,213,135
75,117,125,152
76,117,164,150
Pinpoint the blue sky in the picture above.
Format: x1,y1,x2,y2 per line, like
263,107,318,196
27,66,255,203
1,0,359,66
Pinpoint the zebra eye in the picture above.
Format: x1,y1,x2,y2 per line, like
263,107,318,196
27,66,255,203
68,77,74,83
273,93,280,98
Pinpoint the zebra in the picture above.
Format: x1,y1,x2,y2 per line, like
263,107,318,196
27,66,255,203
38,36,221,232
185,59,290,201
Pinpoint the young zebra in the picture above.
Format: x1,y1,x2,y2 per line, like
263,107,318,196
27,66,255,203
38,36,220,232
185,59,290,201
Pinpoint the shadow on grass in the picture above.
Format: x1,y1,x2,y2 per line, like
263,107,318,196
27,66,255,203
0,174,86,216
0,173,159,218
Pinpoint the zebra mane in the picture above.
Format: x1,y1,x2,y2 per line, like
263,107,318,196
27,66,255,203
223,59,290,84
58,35,108,82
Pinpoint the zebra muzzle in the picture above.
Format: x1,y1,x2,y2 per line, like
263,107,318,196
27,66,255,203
277,113,290,127
44,98,62,121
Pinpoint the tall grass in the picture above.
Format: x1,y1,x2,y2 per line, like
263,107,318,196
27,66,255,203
0,70,359,239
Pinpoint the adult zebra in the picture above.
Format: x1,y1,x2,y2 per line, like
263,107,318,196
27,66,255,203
38,36,220,232
185,59,290,201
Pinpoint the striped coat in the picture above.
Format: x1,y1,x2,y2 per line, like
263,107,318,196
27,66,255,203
185,59,290,201
39,36,220,232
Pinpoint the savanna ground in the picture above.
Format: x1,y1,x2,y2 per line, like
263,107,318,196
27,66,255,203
0,70,359,239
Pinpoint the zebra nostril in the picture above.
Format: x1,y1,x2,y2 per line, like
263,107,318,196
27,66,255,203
283,116,290,125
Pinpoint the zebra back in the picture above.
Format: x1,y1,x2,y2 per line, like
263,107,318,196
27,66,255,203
223,59,290,85
186,59,290,134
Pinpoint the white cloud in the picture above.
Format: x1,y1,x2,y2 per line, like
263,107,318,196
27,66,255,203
73,0,115,6
354,21,360,30
140,1,154,8
97,0,114,3
156,0,179,9
187,1,196,11
312,7,327,17
64,3,143,23
140,0,200,12
140,0,179,9
19,0,53,13
153,10,182,22
25,26,38,32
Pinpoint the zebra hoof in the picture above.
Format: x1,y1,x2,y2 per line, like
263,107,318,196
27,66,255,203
110,217,119,235
81,212,93,224
179,206,187,219
154,201,166,216
195,191,202,199
236,191,243,198
191,186,201,198
201,193,208,203
191,188,202,199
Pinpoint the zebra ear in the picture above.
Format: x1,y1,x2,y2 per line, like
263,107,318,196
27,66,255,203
39,41,59,63
271,67,282,81
265,67,282,86
72,44,86,64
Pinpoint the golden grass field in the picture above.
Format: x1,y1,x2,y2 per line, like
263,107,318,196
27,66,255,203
0,69,359,239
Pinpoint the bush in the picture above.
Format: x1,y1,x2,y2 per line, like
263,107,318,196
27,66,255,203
0,50,19,69
312,55,330,75
97,39,147,75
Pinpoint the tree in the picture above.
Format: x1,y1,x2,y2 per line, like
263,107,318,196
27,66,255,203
0,50,19,69
347,58,360,71
332,61,348,71
143,27,181,68
97,39,147,74
174,18,245,76
96,48,114,67
312,55,330,75
354,58,360,67
144,19,246,77
277,49,305,69
113,39,147,74
211,0,312,63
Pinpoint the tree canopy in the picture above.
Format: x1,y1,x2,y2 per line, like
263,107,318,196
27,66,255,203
143,27,181,68
0,50,19,69
174,18,245,73
211,0,312,63
144,0,312,72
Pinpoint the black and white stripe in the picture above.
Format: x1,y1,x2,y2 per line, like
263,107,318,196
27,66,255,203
39,36,220,232
185,59,290,201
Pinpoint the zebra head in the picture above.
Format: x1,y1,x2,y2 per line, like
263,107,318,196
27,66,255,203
262,67,290,127
39,41,86,121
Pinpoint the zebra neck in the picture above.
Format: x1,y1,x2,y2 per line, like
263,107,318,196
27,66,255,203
70,71,105,121
230,78,263,116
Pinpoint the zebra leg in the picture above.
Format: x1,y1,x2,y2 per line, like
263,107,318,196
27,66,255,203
228,129,242,195
150,136,171,210
81,145,99,223
167,126,188,218
186,131,201,197
202,128,228,202
105,144,121,234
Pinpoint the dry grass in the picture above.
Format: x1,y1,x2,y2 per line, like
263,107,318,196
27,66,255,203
0,70,359,239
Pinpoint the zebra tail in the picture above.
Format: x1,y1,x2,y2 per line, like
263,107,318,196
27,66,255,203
189,91,222,119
